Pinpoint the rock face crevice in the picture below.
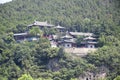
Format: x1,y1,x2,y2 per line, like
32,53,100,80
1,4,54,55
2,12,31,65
79,66,108,80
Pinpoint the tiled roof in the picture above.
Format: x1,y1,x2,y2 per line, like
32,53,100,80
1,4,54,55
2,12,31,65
63,39,76,43
61,34,73,39
84,36,96,40
28,21,54,27
69,32,93,36
54,25,65,29
14,32,28,36
81,41,98,44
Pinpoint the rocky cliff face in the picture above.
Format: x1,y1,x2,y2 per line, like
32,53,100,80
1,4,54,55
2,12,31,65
79,66,108,80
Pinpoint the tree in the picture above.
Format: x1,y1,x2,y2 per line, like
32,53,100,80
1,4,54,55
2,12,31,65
18,74,33,80
114,76,120,80
70,78,78,80
47,48,59,58
15,24,27,33
29,27,43,37
14,44,32,70
86,46,120,79
98,35,120,47
76,36,84,47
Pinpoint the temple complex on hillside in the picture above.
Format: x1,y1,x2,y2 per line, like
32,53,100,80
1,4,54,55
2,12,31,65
58,34,76,48
14,20,98,48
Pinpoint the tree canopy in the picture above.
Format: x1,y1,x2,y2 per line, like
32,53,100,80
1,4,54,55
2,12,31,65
0,0,120,80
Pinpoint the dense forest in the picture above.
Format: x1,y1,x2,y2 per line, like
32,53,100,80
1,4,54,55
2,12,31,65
0,0,120,80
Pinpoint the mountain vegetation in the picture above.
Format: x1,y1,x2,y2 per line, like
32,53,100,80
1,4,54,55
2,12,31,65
0,0,120,80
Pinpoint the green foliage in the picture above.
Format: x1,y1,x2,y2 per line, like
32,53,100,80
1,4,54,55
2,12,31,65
29,27,43,37
86,46,120,79
114,76,120,80
76,36,84,47
0,75,8,80
13,24,27,33
98,35,120,47
70,78,78,80
14,44,33,69
0,0,120,36
47,48,59,58
18,74,33,80
35,77,52,80
0,0,120,80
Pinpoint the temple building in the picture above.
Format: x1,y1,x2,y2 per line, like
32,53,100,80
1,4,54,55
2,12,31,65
28,21,54,30
81,36,97,48
14,32,40,42
58,34,76,48
69,32,94,38
54,25,66,32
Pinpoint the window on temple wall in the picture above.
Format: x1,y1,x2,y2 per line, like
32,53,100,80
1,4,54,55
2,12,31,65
91,45,93,48
67,44,70,47
86,78,89,80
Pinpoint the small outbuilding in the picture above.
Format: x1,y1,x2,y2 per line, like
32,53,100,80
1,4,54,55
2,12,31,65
54,25,66,32
58,34,76,48
81,36,97,48
14,32,40,42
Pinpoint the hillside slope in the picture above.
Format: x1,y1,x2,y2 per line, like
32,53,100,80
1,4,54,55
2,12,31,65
0,0,120,80
0,0,120,35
